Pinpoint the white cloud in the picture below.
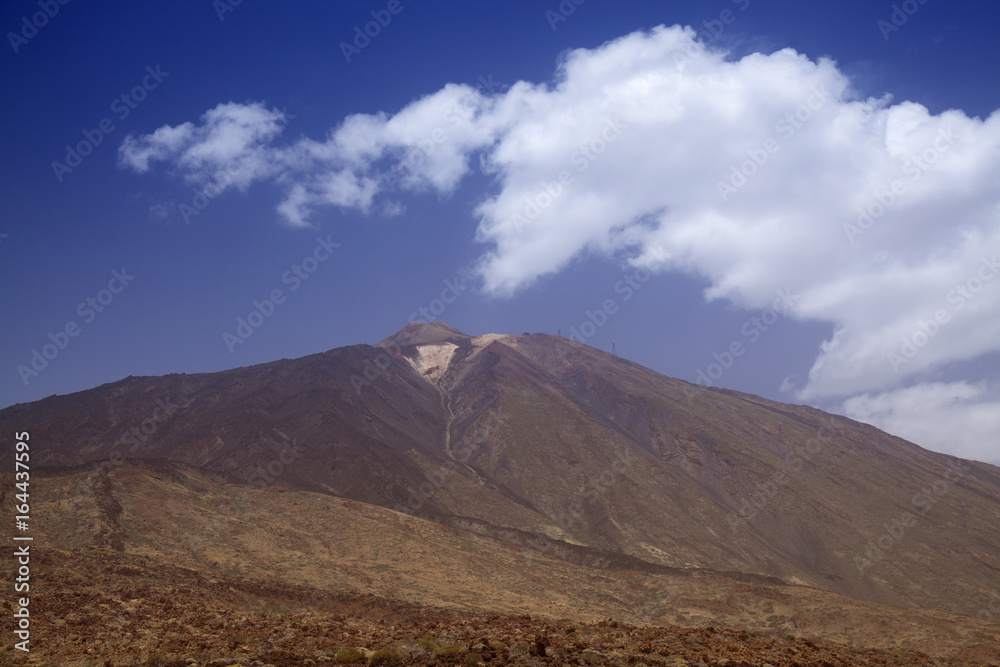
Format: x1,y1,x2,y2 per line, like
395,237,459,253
118,25,1000,460
119,102,287,191
841,382,1000,465
274,183,312,229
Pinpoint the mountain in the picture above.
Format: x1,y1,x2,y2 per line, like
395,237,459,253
3,321,1000,660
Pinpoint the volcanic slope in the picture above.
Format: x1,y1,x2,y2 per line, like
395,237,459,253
3,321,999,620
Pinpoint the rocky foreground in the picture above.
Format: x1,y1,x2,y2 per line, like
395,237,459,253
4,550,999,667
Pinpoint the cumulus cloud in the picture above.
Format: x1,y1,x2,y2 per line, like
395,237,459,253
118,25,1000,459
119,87,499,227
119,102,287,191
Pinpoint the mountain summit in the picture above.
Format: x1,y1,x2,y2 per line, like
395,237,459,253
376,320,472,348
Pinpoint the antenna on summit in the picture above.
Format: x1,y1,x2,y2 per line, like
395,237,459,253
612,341,616,356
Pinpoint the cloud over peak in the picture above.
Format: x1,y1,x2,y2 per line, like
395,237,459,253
118,25,1000,460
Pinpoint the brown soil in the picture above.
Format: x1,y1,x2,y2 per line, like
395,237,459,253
4,549,998,667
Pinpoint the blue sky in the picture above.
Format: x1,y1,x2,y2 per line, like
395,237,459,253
2,0,998,463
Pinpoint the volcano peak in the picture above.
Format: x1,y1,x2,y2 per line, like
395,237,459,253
376,321,471,348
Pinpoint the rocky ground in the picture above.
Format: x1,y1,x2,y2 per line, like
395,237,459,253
4,550,999,667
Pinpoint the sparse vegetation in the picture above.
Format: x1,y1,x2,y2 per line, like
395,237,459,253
415,635,441,652
333,647,367,663
368,647,406,666
434,642,464,656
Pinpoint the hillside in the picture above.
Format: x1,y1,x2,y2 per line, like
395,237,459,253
3,322,1000,664
4,322,999,616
